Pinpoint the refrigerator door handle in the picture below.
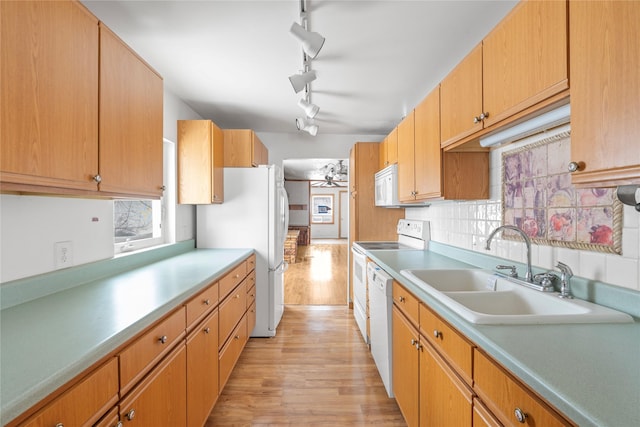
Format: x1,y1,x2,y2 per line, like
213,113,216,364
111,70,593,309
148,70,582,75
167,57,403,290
269,260,288,273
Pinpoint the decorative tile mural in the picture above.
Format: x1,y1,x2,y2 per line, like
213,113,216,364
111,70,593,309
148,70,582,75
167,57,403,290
502,131,622,254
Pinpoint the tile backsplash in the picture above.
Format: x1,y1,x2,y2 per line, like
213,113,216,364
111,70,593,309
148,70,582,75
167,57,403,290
406,127,640,292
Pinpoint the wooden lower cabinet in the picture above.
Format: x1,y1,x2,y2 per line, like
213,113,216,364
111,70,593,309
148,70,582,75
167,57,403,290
420,337,473,427
393,285,575,427
392,306,420,427
20,358,118,427
120,343,187,426
186,309,220,427
219,315,248,393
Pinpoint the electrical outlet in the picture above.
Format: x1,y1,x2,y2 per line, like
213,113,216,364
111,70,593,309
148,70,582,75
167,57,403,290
54,241,73,269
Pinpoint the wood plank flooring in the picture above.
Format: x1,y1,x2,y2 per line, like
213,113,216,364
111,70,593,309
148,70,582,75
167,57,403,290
284,240,348,305
206,306,406,426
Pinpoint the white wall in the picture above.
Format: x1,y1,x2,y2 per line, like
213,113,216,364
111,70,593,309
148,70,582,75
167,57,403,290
0,87,202,283
406,128,640,292
285,181,310,226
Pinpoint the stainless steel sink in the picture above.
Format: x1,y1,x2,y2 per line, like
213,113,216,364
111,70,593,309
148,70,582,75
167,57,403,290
400,268,634,325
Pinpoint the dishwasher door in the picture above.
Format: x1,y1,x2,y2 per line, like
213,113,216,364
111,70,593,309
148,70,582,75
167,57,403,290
368,262,394,397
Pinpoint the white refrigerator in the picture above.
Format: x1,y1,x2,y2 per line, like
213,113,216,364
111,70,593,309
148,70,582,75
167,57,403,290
196,165,289,337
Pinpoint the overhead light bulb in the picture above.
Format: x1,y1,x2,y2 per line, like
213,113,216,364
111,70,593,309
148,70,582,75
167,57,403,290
288,70,317,93
298,98,319,118
290,22,325,59
296,117,318,136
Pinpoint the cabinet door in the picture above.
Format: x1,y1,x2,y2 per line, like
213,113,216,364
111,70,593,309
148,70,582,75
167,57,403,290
177,120,224,204
21,358,118,427
440,44,483,147
483,0,568,127
387,127,398,166
419,338,473,427
379,136,388,170
223,130,253,167
0,0,99,192
99,24,163,197
397,111,416,202
186,310,219,427
414,87,442,200
120,344,187,427
569,0,640,186
392,306,419,427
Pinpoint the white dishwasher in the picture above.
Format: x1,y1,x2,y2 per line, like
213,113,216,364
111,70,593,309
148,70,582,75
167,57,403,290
367,261,394,398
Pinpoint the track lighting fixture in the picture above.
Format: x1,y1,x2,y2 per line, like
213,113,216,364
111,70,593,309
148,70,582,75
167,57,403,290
296,117,318,136
290,22,325,59
288,70,317,94
298,98,319,118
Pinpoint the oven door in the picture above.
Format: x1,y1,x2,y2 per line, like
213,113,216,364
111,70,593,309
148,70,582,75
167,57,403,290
351,246,369,344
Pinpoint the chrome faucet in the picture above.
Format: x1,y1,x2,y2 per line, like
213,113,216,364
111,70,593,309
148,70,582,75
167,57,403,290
485,225,533,283
556,262,574,299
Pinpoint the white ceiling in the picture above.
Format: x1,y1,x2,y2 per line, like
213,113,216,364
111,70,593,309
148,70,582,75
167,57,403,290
82,0,518,137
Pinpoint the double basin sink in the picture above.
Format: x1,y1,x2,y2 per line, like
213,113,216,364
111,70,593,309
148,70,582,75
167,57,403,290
400,269,634,325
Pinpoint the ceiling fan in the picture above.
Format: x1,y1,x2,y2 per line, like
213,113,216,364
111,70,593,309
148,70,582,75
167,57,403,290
311,160,348,187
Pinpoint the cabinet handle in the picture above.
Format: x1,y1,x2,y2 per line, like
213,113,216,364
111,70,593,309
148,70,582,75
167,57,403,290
160,185,166,191
473,116,481,124
158,335,168,344
398,296,405,303
126,409,136,421
55,423,64,427
514,407,528,423
433,330,442,339
235,294,241,299
204,299,210,305
235,335,240,340
115,422,123,427
204,327,210,334
568,161,584,173
93,174,102,183
480,112,489,120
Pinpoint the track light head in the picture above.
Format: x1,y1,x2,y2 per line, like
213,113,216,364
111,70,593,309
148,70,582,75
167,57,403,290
290,22,325,59
288,70,317,93
296,117,318,136
298,98,319,118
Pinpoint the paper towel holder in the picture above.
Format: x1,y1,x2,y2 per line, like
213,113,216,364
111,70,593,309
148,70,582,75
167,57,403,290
616,185,640,212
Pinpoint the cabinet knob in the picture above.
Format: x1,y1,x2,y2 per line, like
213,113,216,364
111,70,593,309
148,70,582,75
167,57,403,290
473,116,481,124
55,423,64,427
480,112,489,120
126,409,136,421
93,174,102,183
158,335,168,344
115,422,123,427
204,299,210,305
568,161,584,173
514,407,528,423
235,335,240,340
433,330,442,339
204,327,210,334
398,296,405,303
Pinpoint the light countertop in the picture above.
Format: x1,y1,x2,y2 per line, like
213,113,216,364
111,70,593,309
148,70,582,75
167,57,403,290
0,247,253,426
366,246,640,427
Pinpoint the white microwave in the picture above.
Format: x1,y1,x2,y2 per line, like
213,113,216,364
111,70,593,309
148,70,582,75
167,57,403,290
375,164,399,207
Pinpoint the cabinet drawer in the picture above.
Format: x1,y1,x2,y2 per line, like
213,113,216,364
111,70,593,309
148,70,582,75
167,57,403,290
219,262,247,299
21,358,118,427
474,349,574,427
185,281,219,329
219,280,248,349
420,303,473,384
119,307,186,394
219,315,248,393
246,253,256,272
392,281,419,327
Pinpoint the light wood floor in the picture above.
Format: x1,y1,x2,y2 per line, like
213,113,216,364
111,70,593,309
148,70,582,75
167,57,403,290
284,240,348,305
206,305,406,426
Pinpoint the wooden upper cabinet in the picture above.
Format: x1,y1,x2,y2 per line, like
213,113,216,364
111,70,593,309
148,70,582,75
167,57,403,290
482,0,568,128
98,23,164,198
440,44,483,147
379,128,398,170
178,120,224,204
223,129,268,167
0,0,99,192
569,0,640,187
397,111,416,202
414,87,442,200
